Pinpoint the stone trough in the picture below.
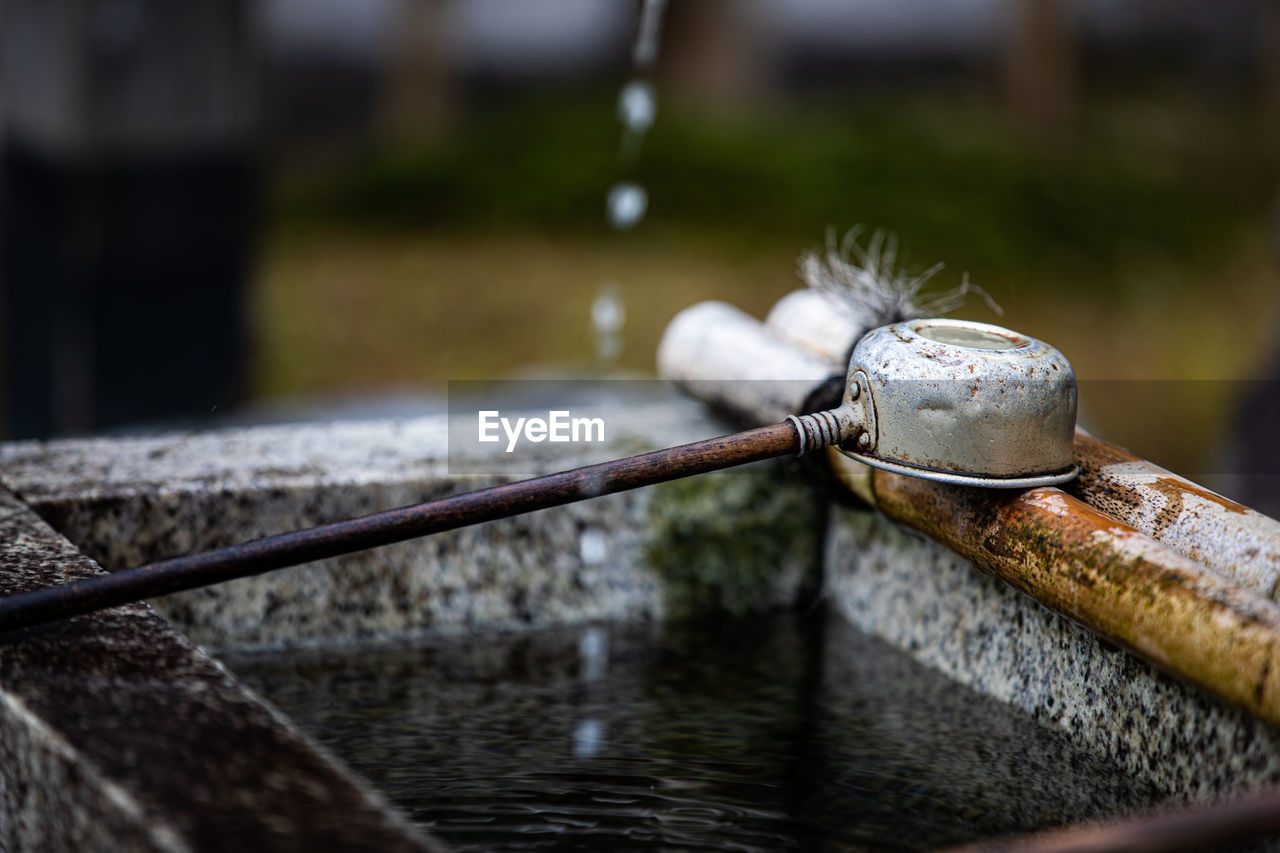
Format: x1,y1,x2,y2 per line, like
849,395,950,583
1,291,1279,848
0,393,821,850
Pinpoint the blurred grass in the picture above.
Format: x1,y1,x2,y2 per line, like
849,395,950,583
255,86,1280,474
254,228,797,392
273,87,1277,281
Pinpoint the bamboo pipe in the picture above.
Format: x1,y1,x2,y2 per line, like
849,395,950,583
662,299,1280,727
862,464,1280,726
763,289,1280,596
1068,430,1280,600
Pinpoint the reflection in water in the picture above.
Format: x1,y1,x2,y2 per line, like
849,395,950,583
573,718,604,759
226,610,1156,851
578,626,609,683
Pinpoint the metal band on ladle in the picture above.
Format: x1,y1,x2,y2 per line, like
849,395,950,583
785,405,857,455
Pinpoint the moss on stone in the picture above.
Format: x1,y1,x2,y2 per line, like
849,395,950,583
643,461,822,620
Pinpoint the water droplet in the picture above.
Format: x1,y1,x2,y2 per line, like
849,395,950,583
606,183,647,230
592,285,624,363
596,333,621,364
632,0,669,69
591,285,625,334
617,81,656,134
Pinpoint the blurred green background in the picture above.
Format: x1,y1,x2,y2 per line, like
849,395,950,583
258,90,1280,476
5,0,1280,482
262,87,1279,389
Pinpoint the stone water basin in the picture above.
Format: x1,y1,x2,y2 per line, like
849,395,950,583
224,610,1154,851
3,390,1278,850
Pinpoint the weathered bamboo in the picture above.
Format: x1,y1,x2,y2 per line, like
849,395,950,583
1069,429,1280,600
661,298,1280,728
764,288,876,362
658,300,834,424
762,288,881,371
762,289,1280,592
869,471,1280,727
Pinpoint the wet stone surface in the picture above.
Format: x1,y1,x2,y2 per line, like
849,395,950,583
224,609,1158,852
0,404,821,649
826,505,1280,801
0,487,434,851
7,395,1275,836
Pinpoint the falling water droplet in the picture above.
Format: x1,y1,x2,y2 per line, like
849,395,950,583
617,81,657,134
591,284,626,363
591,285,625,334
606,183,648,230
632,0,669,69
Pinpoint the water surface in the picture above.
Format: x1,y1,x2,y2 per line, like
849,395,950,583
226,610,1153,851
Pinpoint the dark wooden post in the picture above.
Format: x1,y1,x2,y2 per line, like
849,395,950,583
1,0,258,437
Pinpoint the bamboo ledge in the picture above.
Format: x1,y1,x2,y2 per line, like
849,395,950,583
663,294,1280,735
1069,430,1280,600
831,451,1280,728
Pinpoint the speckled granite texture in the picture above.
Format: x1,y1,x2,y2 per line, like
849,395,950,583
826,505,1280,801
0,403,819,649
8,397,1280,819
0,488,436,852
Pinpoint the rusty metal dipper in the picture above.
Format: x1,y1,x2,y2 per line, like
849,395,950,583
0,318,1076,633
834,317,1078,487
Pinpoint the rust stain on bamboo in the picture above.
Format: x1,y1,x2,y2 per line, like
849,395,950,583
1069,430,1280,601
871,470,1280,726
1152,476,1249,518
1074,432,1251,523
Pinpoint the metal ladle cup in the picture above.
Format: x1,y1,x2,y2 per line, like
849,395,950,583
789,318,1078,487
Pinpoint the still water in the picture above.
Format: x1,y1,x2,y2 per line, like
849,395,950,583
225,610,1152,851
